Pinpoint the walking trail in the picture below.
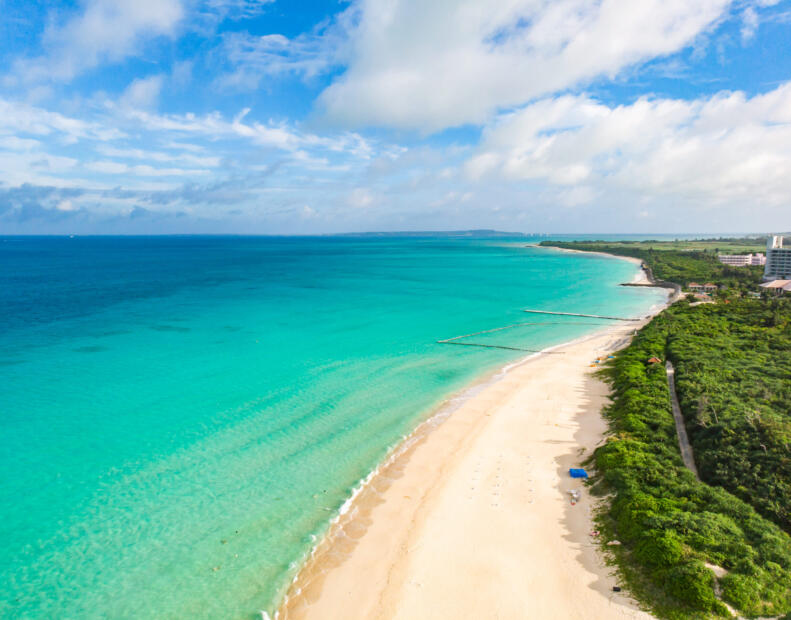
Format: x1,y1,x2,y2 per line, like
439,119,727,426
665,361,699,478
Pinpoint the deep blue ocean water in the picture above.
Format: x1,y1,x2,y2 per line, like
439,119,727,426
0,236,665,618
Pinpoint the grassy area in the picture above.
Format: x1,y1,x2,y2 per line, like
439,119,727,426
593,299,791,618
539,240,765,290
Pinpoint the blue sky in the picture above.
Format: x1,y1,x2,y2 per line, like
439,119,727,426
0,0,790,234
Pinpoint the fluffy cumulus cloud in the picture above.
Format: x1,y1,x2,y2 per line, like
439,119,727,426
467,83,791,209
318,0,733,131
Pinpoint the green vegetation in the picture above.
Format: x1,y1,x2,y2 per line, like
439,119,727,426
667,301,791,531
544,237,768,254
592,298,791,618
539,240,764,290
539,238,791,616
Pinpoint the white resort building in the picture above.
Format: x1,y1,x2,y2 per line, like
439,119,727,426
765,236,791,279
717,253,766,266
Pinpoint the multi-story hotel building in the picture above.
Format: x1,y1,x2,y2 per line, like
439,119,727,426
717,253,766,266
765,236,791,279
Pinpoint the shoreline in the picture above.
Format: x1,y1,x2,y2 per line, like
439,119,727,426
531,243,651,285
273,253,669,619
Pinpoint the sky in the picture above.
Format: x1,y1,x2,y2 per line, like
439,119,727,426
1,0,790,234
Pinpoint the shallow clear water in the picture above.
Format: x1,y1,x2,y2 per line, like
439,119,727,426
0,236,665,618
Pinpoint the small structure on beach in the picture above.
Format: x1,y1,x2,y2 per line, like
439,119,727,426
569,468,588,479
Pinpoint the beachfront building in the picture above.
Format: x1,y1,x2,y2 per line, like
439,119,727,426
759,280,791,296
765,236,791,279
718,253,766,266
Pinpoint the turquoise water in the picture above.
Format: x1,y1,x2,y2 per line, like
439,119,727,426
0,236,665,618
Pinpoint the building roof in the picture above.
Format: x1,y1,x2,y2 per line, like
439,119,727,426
647,357,662,363
760,279,791,289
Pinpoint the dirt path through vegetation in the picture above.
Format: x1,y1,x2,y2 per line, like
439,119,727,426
665,361,699,478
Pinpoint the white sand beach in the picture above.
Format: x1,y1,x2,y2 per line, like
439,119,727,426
277,302,663,619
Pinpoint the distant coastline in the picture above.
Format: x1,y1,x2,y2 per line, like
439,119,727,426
330,229,529,238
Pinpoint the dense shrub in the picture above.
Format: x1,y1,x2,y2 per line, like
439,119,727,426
589,300,791,618
635,530,684,567
660,561,717,609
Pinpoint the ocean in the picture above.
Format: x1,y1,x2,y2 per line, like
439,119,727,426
0,236,665,618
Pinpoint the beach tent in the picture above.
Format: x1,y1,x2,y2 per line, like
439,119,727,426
569,468,588,479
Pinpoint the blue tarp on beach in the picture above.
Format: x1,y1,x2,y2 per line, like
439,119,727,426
569,468,589,478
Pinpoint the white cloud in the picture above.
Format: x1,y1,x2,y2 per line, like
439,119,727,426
318,0,733,131
741,7,760,41
87,160,210,177
201,0,275,21
87,161,130,175
123,106,375,157
466,82,791,208
120,75,165,109
216,9,354,90
348,187,375,208
12,0,184,83
300,205,318,219
0,136,42,152
218,33,330,88
0,98,125,142
96,145,221,168
0,151,81,187
171,60,194,88
0,93,379,203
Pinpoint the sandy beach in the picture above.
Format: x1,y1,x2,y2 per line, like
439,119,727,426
276,258,663,620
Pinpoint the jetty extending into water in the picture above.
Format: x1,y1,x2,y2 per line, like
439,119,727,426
436,321,574,353
437,308,644,354
437,313,635,353
523,309,642,322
